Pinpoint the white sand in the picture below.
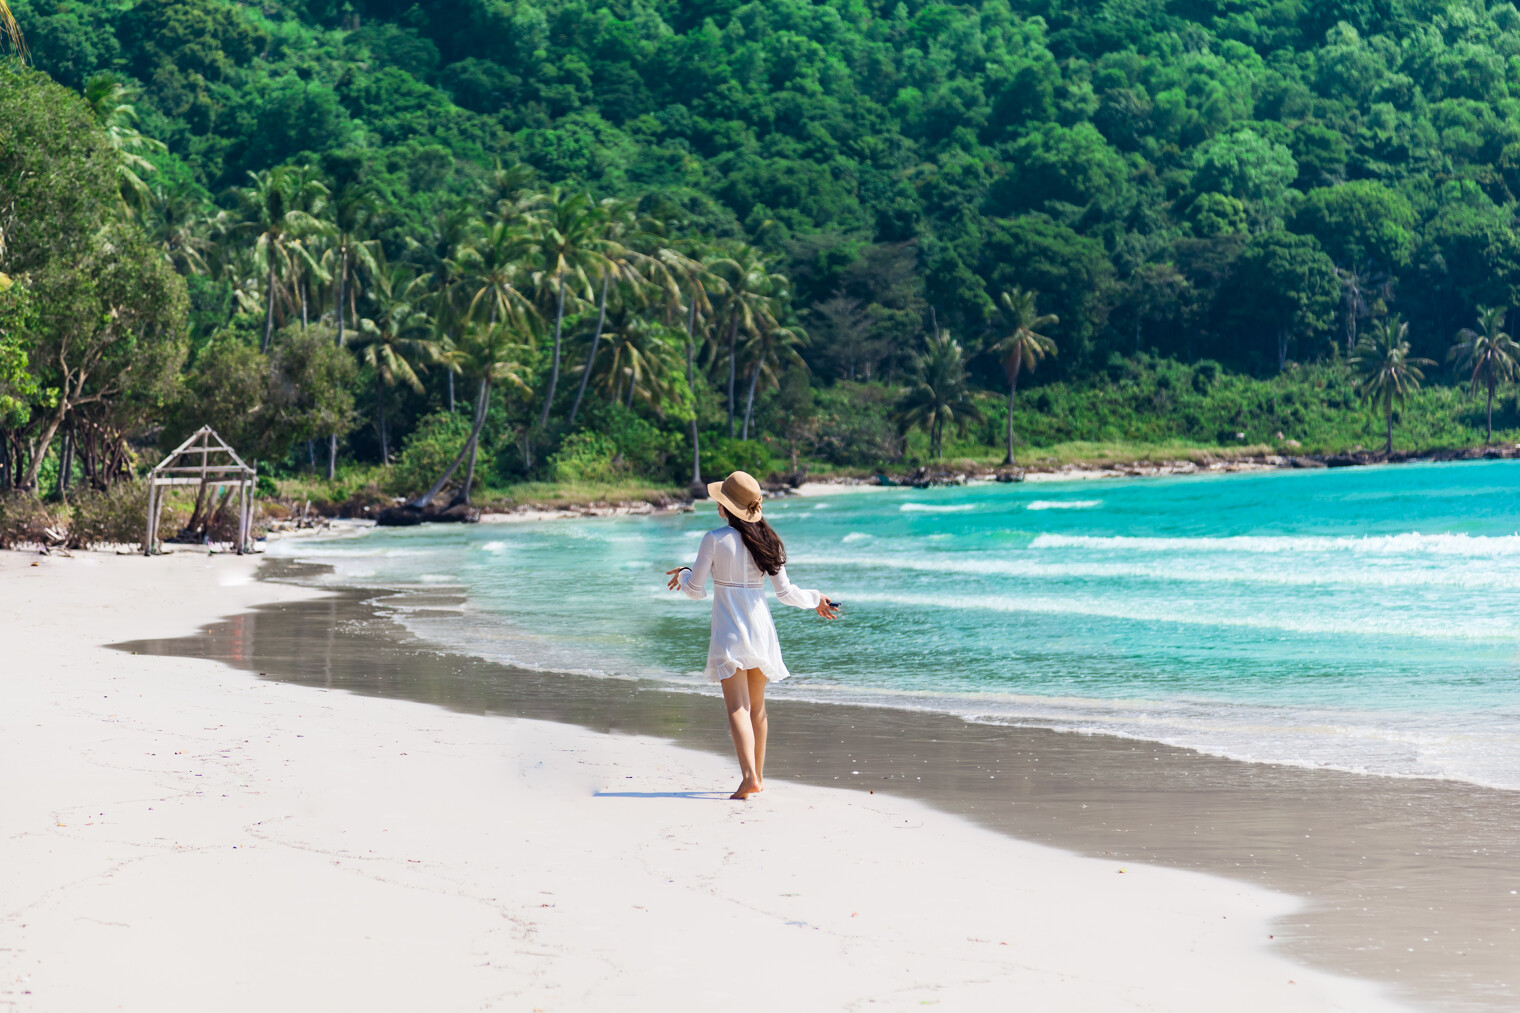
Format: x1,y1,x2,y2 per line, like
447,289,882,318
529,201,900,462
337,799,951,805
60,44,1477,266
0,549,1409,1012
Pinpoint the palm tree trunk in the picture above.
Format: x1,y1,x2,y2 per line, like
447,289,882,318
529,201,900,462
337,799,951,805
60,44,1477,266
447,369,455,413
686,298,701,487
337,247,348,346
262,262,276,353
1386,408,1393,455
1003,347,1023,466
741,363,761,441
727,315,738,438
1486,377,1495,444
537,274,566,430
568,273,609,426
300,277,308,329
376,377,389,463
413,378,490,508
329,247,347,482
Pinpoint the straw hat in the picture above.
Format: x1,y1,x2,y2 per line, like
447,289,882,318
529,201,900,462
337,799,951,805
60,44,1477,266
707,470,764,522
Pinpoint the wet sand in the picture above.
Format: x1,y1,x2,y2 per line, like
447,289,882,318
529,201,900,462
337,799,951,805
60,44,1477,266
116,560,1520,1011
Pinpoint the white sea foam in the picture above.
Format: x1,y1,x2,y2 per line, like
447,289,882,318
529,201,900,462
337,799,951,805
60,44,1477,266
1031,531,1520,556
793,550,1520,589
481,540,508,552
1026,499,1102,511
900,503,975,513
841,590,1520,640
841,532,873,543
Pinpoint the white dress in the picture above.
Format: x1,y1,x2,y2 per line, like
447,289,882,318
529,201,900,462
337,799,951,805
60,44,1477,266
678,526,823,682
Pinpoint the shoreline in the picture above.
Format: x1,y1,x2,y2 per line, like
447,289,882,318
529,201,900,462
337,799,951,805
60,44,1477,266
133,558,1519,1009
256,441,1520,531
1,548,1418,1012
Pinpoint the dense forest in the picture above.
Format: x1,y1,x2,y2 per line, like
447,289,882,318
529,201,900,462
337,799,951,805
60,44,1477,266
7,0,1520,528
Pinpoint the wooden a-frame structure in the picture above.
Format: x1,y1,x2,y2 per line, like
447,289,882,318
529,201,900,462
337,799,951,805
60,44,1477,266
144,426,257,555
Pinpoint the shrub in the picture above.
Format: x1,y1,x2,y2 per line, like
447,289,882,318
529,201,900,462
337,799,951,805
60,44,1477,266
700,437,778,479
566,402,683,481
0,493,58,549
389,410,473,496
67,481,186,550
549,431,620,482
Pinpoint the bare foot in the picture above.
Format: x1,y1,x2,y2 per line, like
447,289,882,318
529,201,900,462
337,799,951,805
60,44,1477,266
730,777,762,800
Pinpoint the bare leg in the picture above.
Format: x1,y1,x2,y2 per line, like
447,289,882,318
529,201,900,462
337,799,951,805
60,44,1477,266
720,671,761,799
747,668,768,790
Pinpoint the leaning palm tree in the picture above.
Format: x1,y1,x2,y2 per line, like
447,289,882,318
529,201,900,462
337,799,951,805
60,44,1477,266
1351,315,1435,455
411,316,533,508
1449,306,1520,445
988,288,1058,465
238,166,329,352
893,330,984,459
354,269,431,463
738,320,808,440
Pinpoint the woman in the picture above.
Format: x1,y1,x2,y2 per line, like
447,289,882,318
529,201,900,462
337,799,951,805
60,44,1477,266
666,470,837,799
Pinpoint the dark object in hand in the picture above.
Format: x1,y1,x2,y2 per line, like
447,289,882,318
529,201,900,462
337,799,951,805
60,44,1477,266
827,599,842,609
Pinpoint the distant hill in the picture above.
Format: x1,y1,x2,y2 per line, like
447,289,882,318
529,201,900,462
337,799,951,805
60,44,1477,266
15,0,1520,377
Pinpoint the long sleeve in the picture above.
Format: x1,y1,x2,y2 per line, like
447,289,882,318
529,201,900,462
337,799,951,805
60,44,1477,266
679,532,715,600
770,564,822,609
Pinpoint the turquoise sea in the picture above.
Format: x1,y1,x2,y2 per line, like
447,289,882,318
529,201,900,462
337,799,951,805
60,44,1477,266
270,460,1520,790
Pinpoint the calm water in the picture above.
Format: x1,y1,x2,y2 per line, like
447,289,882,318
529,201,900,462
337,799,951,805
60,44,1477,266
270,461,1520,790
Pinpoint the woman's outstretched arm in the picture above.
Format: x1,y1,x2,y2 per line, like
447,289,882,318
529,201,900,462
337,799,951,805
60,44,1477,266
770,565,832,615
666,531,715,600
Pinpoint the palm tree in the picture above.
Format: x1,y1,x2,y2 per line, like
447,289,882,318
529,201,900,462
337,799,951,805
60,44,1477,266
325,180,381,349
144,184,222,276
988,288,1058,465
709,243,787,438
239,166,329,352
526,187,606,430
595,314,684,410
406,202,478,413
650,241,719,489
411,316,533,508
354,269,431,463
738,320,807,440
567,199,652,426
84,74,167,216
893,329,983,459
463,214,533,330
1449,306,1520,445
1351,315,1434,455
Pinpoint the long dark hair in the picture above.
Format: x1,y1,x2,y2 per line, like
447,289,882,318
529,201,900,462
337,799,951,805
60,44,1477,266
727,512,787,575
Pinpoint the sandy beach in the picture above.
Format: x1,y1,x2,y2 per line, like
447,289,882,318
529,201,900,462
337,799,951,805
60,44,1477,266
1,548,1418,1011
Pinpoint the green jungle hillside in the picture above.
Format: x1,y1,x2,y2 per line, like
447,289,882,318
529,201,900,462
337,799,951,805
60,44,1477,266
6,0,1520,532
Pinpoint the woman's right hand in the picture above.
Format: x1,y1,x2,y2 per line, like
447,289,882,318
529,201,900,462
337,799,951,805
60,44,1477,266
665,567,689,590
815,597,839,620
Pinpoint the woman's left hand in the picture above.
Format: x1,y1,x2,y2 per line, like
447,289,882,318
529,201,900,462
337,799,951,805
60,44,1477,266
665,567,688,590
